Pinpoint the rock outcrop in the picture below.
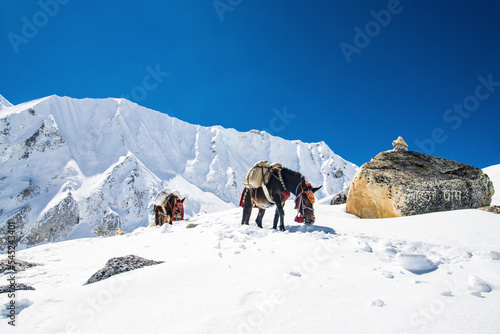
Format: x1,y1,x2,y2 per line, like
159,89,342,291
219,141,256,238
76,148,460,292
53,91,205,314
0,283,35,294
347,138,495,218
331,186,350,205
24,194,80,246
85,255,164,285
478,205,500,214
0,258,41,274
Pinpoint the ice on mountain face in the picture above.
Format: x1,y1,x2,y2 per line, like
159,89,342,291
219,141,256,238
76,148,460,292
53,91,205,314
396,253,438,275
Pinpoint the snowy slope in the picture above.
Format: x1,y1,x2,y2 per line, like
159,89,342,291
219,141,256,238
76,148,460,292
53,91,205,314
0,95,357,249
1,197,499,333
483,164,500,205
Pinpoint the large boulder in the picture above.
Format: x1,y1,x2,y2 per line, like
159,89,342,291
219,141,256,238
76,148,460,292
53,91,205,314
346,142,494,218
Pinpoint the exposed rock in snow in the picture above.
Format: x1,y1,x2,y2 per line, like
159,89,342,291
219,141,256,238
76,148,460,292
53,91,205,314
478,205,500,214
93,212,123,237
24,193,80,246
0,258,41,274
0,283,35,294
331,185,349,205
0,205,31,251
85,255,164,285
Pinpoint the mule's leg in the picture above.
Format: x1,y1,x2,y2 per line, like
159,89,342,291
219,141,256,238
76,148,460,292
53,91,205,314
273,194,286,231
272,208,280,230
242,205,252,225
241,190,252,225
255,209,265,228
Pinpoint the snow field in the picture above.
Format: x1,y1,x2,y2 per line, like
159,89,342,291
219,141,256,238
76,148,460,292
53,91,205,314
1,201,499,334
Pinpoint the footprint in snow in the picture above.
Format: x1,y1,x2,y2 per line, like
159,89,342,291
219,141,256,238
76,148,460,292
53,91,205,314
470,291,485,298
468,275,492,293
371,299,385,307
396,253,438,275
359,241,373,253
238,291,260,306
288,271,302,277
382,271,394,279
440,290,454,297
472,251,500,261
376,247,398,263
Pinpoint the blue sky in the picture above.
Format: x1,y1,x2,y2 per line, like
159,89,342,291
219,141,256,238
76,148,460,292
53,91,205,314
1,0,499,168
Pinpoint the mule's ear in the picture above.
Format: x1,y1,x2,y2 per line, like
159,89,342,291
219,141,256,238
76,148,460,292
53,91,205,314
180,197,186,203
312,185,322,193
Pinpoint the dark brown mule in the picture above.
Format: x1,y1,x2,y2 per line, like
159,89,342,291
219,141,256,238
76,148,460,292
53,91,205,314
240,167,321,231
153,193,185,226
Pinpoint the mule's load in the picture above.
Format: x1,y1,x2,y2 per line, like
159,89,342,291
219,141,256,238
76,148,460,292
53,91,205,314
152,190,185,226
243,160,283,203
243,160,272,189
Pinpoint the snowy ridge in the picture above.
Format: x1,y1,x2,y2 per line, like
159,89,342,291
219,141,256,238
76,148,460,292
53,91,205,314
0,95,357,248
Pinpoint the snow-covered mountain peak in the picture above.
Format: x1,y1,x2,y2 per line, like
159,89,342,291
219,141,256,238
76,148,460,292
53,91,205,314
0,94,357,249
0,94,13,109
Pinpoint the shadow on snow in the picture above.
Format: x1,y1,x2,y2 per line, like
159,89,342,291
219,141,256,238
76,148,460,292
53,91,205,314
286,225,336,234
